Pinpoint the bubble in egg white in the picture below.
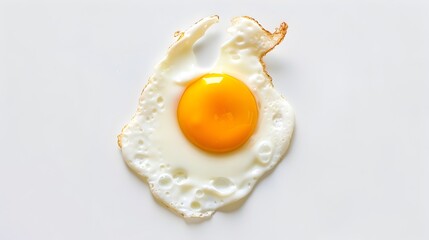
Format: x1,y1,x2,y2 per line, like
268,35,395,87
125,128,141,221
211,177,236,196
195,189,205,198
158,174,173,188
191,201,201,210
172,168,188,184
257,141,273,164
273,112,284,128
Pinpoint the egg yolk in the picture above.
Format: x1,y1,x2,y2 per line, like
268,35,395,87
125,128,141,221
177,73,258,153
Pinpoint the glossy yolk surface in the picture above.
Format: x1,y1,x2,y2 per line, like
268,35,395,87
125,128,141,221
177,73,258,153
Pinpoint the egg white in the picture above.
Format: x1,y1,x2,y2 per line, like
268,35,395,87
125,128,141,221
119,16,294,219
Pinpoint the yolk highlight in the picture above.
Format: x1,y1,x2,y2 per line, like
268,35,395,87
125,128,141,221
177,73,258,153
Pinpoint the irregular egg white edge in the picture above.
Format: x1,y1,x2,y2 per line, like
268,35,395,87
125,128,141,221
118,15,295,220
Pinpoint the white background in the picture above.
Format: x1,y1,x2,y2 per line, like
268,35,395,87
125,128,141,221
1,0,428,239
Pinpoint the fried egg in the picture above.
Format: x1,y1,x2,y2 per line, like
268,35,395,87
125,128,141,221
118,16,294,220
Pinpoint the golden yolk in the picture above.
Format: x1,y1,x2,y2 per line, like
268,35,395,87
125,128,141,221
177,73,258,153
